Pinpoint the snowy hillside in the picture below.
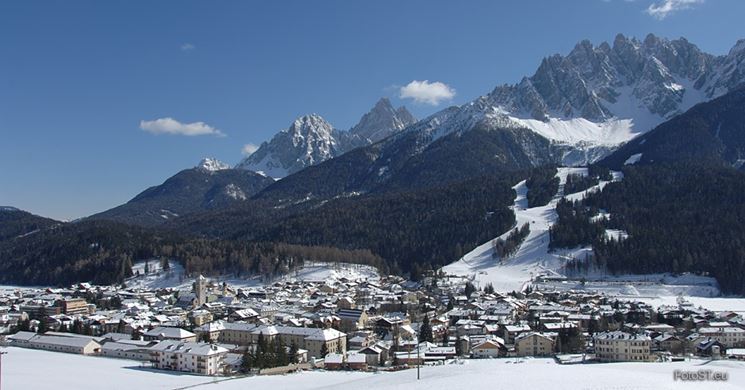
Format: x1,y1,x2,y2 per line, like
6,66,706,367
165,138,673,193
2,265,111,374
443,166,723,300
443,167,599,292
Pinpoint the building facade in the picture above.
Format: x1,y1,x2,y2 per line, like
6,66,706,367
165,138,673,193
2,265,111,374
594,331,653,362
150,340,228,375
515,332,555,357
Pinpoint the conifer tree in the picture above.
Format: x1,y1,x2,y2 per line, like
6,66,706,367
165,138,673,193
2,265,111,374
289,342,299,364
419,315,434,343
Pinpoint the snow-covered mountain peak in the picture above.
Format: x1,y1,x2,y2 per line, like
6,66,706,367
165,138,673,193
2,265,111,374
237,99,417,178
469,34,745,165
196,158,231,172
235,113,341,178
284,114,337,147
382,34,745,167
730,39,745,56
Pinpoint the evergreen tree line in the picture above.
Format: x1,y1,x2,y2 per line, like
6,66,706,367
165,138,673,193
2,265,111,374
241,332,299,372
526,167,559,207
588,165,613,181
0,218,386,286
1,171,529,286
562,165,612,195
548,199,605,250
492,223,530,259
553,162,745,295
563,174,598,195
258,175,517,280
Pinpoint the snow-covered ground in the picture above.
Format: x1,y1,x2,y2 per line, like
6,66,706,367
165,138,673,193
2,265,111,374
443,167,600,292
123,260,379,291
126,259,189,290
625,152,643,165
3,346,745,390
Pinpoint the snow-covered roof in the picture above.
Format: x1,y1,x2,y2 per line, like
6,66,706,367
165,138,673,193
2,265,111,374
593,331,651,341
150,340,228,356
144,326,196,339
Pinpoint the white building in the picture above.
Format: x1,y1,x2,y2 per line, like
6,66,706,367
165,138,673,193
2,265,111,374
150,340,228,375
144,326,197,342
594,331,652,362
698,327,745,348
471,339,505,358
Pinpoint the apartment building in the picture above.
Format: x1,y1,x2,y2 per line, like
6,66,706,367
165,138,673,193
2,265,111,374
60,298,90,316
514,332,555,357
594,331,653,362
150,340,228,375
698,326,745,348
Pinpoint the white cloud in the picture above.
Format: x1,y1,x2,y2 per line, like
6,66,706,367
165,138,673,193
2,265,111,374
139,117,225,137
399,80,456,106
180,43,196,51
242,143,259,156
646,0,703,20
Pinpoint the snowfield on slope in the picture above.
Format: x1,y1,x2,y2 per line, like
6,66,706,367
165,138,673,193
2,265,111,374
4,346,745,390
443,167,595,292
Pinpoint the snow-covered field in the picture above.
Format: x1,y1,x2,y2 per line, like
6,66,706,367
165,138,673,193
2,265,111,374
3,346,744,390
123,260,379,291
443,167,599,292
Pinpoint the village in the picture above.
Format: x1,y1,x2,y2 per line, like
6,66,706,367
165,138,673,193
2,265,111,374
1,261,745,379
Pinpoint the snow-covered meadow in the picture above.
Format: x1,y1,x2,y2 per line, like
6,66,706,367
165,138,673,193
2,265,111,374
3,346,744,390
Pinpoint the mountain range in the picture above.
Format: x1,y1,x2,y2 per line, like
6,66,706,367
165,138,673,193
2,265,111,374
235,97,416,178
4,33,745,292
92,33,745,221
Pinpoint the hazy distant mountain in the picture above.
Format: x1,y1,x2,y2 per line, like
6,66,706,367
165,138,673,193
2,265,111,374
0,206,60,241
88,158,275,226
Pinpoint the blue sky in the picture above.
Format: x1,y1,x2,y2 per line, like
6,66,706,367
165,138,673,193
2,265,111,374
2,0,744,220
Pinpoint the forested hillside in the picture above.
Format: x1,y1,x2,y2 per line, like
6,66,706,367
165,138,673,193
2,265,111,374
0,208,60,241
0,218,386,286
550,162,745,294
259,175,518,279
1,171,522,285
